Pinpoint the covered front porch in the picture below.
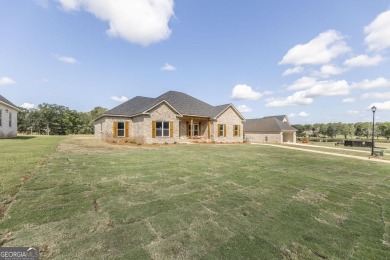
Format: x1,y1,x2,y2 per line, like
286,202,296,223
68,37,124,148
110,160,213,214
178,116,213,142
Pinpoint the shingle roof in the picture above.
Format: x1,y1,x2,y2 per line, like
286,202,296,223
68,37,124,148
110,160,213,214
104,96,155,117
263,115,287,122
101,91,243,119
244,117,297,132
0,95,19,110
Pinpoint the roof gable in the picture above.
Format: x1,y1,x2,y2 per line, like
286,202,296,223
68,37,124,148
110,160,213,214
0,95,19,111
99,90,243,120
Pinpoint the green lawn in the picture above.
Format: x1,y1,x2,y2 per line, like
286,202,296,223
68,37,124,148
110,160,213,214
1,136,390,259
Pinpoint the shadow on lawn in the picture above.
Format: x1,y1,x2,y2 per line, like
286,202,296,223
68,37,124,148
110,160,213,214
15,136,37,140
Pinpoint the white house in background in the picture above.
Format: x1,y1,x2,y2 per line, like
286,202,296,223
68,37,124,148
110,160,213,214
0,95,19,138
243,115,297,143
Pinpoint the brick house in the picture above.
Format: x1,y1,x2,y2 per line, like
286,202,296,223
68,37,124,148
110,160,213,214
94,91,245,144
243,115,297,143
0,95,19,138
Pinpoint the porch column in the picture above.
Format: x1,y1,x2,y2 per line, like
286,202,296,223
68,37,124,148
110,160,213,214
190,118,193,139
208,121,210,139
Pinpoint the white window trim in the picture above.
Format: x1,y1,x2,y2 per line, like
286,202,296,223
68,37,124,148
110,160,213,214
117,122,125,137
156,121,170,137
219,124,224,137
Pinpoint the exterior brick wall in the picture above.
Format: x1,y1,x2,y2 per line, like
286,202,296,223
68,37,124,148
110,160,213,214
244,132,282,143
213,107,243,143
94,104,244,144
144,103,180,144
94,116,132,142
244,131,296,143
0,104,18,138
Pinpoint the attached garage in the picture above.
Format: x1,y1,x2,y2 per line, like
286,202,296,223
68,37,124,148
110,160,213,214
243,115,297,143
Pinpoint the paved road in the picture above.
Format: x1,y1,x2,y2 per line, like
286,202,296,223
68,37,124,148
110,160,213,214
251,143,390,164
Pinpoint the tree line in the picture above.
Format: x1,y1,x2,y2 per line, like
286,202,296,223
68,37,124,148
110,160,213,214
292,122,390,140
17,103,107,135
16,104,390,139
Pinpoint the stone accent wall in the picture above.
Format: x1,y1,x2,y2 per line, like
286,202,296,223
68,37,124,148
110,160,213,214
0,104,18,138
244,132,282,143
213,107,243,143
144,103,180,144
94,104,244,144
94,117,133,142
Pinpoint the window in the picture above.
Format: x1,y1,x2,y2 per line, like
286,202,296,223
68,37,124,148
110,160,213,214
117,122,125,137
156,121,170,137
0,109,2,126
188,122,199,136
9,112,12,127
218,124,226,137
233,125,240,136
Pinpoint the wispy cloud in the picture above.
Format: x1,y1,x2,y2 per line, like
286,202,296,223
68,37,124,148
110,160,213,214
282,66,304,76
111,96,129,103
352,77,390,89
361,92,390,100
231,84,263,100
311,64,345,78
266,91,313,107
344,54,383,67
367,101,390,110
55,55,78,64
237,105,252,113
289,111,310,117
0,76,16,85
161,63,177,71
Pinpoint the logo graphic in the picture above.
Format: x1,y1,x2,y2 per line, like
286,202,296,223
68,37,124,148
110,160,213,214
0,247,39,260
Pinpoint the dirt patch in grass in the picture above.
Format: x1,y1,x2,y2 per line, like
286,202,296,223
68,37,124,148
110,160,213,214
292,189,327,205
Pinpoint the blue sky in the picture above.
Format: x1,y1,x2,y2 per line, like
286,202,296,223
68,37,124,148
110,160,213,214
1,1,390,124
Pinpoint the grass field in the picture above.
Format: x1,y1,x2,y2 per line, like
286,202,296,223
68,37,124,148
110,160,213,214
1,136,390,259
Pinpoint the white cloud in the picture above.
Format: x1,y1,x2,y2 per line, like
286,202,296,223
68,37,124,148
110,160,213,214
266,91,313,107
361,92,390,100
298,111,310,117
312,64,345,78
367,101,390,110
344,54,383,67
268,79,349,107
237,105,252,113
342,98,356,103
352,77,390,89
364,10,390,51
282,66,304,76
111,96,129,103
58,0,174,46
231,84,263,100
291,111,310,117
56,55,77,64
20,103,37,109
279,30,350,66
304,80,350,97
161,63,176,71
286,77,317,91
0,77,16,85
346,110,359,115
